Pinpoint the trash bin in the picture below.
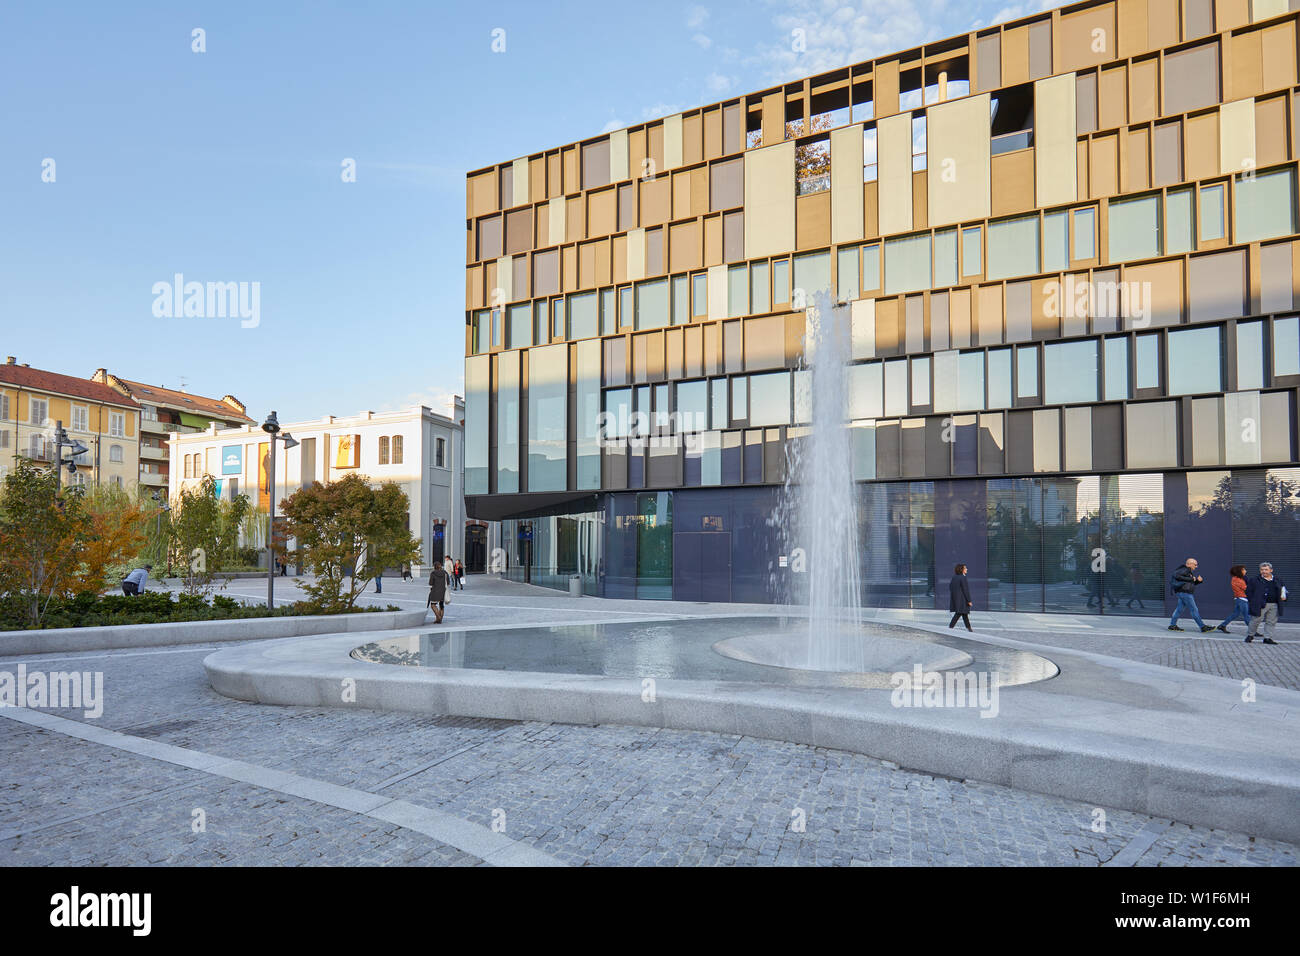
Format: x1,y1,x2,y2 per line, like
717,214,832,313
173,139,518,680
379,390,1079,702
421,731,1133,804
568,574,583,598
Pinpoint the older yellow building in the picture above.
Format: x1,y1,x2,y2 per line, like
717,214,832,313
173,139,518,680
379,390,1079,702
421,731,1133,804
0,357,141,489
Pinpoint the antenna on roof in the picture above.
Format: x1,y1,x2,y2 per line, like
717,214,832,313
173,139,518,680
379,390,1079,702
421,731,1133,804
178,377,188,393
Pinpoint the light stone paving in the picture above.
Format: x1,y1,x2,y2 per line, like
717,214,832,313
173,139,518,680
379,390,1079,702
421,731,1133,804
2,575,1296,866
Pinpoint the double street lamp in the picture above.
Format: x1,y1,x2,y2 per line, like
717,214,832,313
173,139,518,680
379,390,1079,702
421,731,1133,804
50,421,89,492
261,411,298,609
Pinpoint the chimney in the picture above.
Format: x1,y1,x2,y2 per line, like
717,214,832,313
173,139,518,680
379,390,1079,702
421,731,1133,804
4,357,14,365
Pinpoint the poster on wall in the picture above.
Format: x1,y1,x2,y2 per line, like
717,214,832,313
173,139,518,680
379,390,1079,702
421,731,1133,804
222,444,243,475
334,434,361,468
258,441,270,510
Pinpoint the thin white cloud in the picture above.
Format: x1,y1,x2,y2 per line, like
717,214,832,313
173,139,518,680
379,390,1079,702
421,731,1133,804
692,32,713,49
686,4,710,29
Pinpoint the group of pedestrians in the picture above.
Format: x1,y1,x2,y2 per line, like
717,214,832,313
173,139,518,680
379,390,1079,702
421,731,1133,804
1169,558,1287,644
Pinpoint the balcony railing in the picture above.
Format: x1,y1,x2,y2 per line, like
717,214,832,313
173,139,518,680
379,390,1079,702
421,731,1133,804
796,173,831,196
991,129,1033,155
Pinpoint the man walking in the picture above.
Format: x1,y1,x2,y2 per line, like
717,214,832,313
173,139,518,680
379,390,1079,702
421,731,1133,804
948,563,973,631
1169,557,1214,632
1245,561,1286,645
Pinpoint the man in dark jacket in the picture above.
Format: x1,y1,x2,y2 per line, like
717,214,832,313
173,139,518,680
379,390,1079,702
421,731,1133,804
948,563,973,631
427,563,449,624
1169,557,1214,632
1244,561,1286,644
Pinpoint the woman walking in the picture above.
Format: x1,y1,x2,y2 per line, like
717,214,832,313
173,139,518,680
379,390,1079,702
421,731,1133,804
427,560,450,624
1215,565,1250,633
948,563,973,631
454,558,464,591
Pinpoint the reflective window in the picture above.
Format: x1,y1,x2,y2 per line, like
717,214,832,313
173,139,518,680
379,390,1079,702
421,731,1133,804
569,292,597,339
465,355,490,493
749,371,792,426
728,266,748,317
552,298,566,338
1167,326,1222,395
772,259,790,305
508,304,530,348
1236,321,1264,390
987,348,1012,409
1275,316,1300,377
987,215,1040,281
1016,344,1038,399
1044,340,1099,404
730,377,748,422
962,226,981,276
911,356,931,407
618,287,632,327
1135,333,1160,390
1103,336,1129,400
671,275,689,326
751,262,770,314
676,380,708,432
1073,207,1096,259
1044,211,1068,272
958,350,985,410
861,244,881,291
1166,188,1194,254
692,274,707,316
932,352,957,413
863,127,878,182
491,308,502,348
710,378,727,429
497,350,520,492
1109,194,1161,262
600,289,616,335
576,340,601,489
848,362,884,419
837,247,859,303
535,301,549,344
933,229,957,287
1126,402,1178,467
793,251,831,300
604,388,632,438
1199,184,1225,241
884,233,932,294
472,310,489,354
884,359,907,416
1236,168,1296,243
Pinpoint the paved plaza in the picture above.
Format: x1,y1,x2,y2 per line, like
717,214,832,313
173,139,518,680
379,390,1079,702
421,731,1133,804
2,575,1298,866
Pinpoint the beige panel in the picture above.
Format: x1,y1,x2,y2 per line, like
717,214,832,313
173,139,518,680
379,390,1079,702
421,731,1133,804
851,298,876,360
1118,0,1149,58
1035,75,1078,208
1219,98,1257,173
609,129,629,181
1128,58,1157,123
664,114,684,170
1184,112,1220,180
927,93,992,227
743,141,796,259
707,264,728,320
796,192,832,249
495,255,512,303
512,158,528,206
626,228,646,282
548,197,566,246
992,149,1036,215
831,124,865,243
1233,30,1264,100
1256,96,1289,165
1217,0,1251,31
1002,25,1031,86
877,112,914,235
1059,3,1118,72
1251,0,1288,21
1090,134,1119,196
1263,22,1298,91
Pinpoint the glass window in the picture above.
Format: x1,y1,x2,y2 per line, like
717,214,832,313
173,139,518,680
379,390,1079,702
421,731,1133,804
987,348,1012,409
535,300,550,344
552,298,566,338
962,227,981,276
863,126,878,182
1108,194,1162,263
1103,336,1129,400
728,266,748,317
1167,326,1222,395
1044,212,1068,272
472,310,489,354
1199,184,1225,241
618,287,632,327
491,308,502,348
730,377,748,422
751,261,770,314
1236,168,1297,243
634,279,668,330
692,274,707,316
884,233,932,295
848,362,884,419
1135,333,1160,390
569,292,598,339
911,115,927,171
1126,402,1179,467
508,304,531,348
676,380,708,432
933,229,957,287
772,258,790,305
464,355,490,494
1162,41,1220,115
604,388,632,438
749,371,791,426
600,288,615,335
576,340,601,489
1073,207,1096,260
1236,321,1264,389
911,356,931,407
884,359,908,416
1166,188,1193,255
710,378,727,429
837,247,859,303
1043,340,1099,404
1275,316,1300,377
958,350,985,411
986,215,1040,281
1016,344,1039,399
496,349,520,492
793,251,831,300
672,275,689,326
861,244,881,291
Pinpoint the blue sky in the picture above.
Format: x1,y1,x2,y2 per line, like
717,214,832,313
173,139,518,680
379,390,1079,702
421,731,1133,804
0,0,1046,423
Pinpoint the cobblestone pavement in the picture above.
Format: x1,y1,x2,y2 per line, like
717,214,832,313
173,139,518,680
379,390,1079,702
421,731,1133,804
2,576,1296,866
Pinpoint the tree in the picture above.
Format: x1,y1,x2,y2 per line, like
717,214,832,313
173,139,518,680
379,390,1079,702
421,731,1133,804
281,474,420,613
0,460,91,626
168,476,251,596
63,483,150,597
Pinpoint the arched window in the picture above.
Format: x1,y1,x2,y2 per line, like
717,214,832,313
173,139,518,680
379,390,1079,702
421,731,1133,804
378,435,390,465
110,444,123,463
391,435,403,464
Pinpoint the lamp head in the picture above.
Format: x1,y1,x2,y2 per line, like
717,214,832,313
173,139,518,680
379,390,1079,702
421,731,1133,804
281,432,299,450
262,411,280,435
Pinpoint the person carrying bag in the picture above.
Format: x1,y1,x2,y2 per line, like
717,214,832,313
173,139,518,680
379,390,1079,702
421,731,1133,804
427,562,450,624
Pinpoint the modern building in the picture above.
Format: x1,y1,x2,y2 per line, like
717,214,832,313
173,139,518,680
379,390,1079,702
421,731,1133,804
167,403,485,570
464,0,1300,617
91,370,254,495
0,357,141,489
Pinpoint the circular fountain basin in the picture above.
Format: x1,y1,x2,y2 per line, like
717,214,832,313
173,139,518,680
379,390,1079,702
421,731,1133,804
713,630,973,675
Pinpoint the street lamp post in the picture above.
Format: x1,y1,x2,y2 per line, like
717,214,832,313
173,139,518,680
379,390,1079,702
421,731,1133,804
261,411,298,609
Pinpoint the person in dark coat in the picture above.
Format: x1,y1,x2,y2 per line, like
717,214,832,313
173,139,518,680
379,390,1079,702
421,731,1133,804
948,563,973,631
1244,561,1286,644
427,562,449,624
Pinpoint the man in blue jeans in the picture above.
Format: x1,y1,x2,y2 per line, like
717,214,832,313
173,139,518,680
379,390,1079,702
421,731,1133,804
1169,557,1214,632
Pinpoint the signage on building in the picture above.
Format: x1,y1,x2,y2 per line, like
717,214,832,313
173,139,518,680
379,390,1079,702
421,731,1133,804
334,434,361,468
221,445,243,475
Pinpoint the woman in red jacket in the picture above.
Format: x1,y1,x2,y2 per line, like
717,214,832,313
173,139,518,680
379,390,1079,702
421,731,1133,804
1215,565,1249,633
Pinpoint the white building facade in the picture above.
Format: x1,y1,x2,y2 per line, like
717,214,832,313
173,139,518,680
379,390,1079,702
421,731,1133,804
168,402,488,569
